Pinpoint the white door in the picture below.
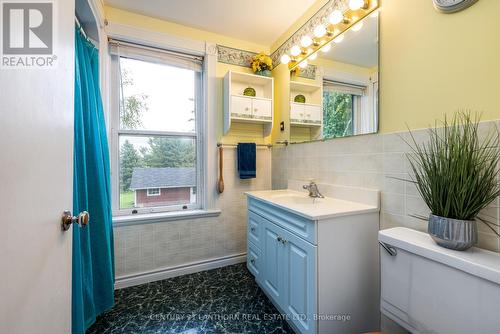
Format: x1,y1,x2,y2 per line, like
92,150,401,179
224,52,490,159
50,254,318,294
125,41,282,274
305,104,322,124
231,95,252,118
0,1,74,333
252,98,272,120
290,102,305,123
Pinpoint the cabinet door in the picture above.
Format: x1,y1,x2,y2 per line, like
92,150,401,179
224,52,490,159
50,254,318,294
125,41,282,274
281,227,317,334
290,102,305,123
262,220,286,304
305,104,322,124
231,95,252,118
252,98,272,121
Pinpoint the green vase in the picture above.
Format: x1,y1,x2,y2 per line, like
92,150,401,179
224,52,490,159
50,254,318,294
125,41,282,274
255,69,272,77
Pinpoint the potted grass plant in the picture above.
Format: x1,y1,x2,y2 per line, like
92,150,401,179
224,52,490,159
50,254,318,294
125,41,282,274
405,112,500,250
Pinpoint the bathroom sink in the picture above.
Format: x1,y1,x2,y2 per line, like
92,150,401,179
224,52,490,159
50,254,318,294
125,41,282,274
267,193,324,205
245,188,379,220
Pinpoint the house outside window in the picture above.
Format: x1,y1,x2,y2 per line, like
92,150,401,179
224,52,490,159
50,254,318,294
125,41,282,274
146,188,161,196
110,41,204,216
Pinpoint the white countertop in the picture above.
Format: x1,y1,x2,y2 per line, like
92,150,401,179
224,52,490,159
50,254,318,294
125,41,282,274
245,189,379,220
379,227,500,285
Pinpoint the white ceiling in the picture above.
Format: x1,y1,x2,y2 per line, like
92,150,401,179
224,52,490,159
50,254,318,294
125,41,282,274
105,0,324,46
319,15,378,68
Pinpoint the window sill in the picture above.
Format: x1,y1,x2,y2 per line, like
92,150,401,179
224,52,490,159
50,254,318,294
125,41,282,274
113,209,221,227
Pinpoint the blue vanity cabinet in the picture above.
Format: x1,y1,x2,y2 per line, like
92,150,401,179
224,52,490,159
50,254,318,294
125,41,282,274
247,198,317,334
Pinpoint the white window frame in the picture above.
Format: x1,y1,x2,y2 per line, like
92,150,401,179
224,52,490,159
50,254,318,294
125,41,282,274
146,188,161,197
109,41,205,217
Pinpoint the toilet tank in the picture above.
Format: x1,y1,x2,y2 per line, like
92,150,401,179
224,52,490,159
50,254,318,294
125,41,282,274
379,227,500,334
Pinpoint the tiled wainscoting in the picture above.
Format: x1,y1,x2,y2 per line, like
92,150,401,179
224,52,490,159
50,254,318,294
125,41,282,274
272,119,500,253
113,148,271,283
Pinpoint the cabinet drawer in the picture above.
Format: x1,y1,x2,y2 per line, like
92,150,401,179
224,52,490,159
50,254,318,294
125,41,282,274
248,211,263,248
248,197,317,245
247,241,261,278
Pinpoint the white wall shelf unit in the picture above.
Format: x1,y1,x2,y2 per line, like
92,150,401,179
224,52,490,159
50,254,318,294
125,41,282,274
224,71,274,137
289,80,322,127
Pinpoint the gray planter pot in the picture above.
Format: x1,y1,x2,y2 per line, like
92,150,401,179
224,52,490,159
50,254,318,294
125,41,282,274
428,214,477,251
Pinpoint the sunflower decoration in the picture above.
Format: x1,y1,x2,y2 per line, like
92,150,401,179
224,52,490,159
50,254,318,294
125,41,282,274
290,67,301,77
251,53,273,74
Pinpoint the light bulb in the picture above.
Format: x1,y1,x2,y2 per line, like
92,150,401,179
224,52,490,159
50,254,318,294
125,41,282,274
329,10,343,25
352,21,363,32
313,24,327,38
299,60,308,69
333,34,344,43
309,53,318,60
290,45,301,57
300,35,313,48
349,0,365,10
321,43,332,53
280,54,291,65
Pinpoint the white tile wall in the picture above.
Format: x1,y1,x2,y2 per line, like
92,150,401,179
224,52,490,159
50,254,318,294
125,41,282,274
114,148,272,278
272,120,500,253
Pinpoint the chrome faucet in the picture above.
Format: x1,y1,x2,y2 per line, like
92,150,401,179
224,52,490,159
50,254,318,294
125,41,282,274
303,181,324,198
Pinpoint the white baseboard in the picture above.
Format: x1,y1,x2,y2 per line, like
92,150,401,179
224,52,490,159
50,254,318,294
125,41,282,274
115,253,247,289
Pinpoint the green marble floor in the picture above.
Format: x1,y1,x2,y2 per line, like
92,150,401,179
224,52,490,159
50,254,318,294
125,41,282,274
87,263,294,334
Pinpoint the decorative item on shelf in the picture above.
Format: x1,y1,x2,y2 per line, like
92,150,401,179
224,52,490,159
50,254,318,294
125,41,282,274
403,112,500,251
251,53,273,77
290,67,301,77
294,94,306,103
243,87,256,97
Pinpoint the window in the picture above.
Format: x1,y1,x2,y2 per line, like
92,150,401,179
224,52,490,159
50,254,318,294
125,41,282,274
110,41,204,215
146,188,161,196
322,80,365,139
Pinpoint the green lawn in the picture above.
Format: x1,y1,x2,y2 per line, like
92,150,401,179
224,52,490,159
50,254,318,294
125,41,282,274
120,191,135,209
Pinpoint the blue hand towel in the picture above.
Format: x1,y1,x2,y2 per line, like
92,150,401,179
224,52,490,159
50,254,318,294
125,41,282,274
237,143,256,179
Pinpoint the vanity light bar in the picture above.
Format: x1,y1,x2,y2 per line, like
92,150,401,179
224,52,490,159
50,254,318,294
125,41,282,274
285,0,379,70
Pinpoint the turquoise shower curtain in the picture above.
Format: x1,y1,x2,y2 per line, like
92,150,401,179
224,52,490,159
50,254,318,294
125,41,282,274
73,27,115,334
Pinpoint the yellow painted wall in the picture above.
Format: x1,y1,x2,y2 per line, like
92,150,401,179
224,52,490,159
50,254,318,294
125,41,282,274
379,0,500,133
106,1,500,136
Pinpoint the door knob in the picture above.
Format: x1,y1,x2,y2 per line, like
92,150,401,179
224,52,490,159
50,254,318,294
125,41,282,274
61,210,89,231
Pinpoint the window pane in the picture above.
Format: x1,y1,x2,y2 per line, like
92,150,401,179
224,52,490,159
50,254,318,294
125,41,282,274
119,57,197,133
119,135,197,210
323,91,354,139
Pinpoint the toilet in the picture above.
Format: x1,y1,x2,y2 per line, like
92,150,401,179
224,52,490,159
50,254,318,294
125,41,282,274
379,227,500,334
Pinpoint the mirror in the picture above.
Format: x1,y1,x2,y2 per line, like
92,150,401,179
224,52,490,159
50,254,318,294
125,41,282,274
288,14,379,143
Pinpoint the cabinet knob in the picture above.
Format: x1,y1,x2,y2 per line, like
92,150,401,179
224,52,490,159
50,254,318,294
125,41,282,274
245,107,249,111
277,236,282,242
250,258,255,264
250,226,256,232
254,108,258,111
